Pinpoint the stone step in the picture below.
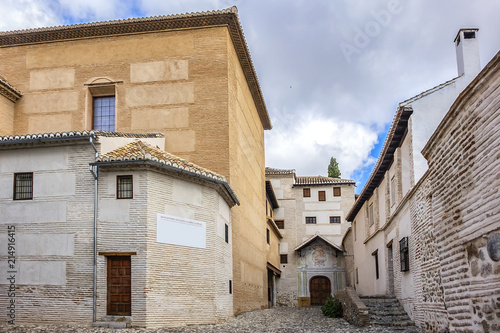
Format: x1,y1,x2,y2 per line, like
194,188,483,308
359,296,418,329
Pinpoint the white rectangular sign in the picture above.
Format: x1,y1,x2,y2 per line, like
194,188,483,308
156,213,206,249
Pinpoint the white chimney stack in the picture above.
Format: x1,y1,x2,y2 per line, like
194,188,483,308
454,28,480,78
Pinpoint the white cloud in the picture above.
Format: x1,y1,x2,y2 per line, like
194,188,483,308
265,112,378,180
0,0,60,31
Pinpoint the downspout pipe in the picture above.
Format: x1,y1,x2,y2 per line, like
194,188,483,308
89,137,98,323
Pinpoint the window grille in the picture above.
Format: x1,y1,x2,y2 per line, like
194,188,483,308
400,237,410,272
117,175,133,199
93,96,115,131
14,173,33,200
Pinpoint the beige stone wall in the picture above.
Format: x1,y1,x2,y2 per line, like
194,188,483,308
267,173,355,306
95,168,233,328
227,31,267,314
0,143,96,325
0,95,14,135
0,24,270,316
416,57,500,332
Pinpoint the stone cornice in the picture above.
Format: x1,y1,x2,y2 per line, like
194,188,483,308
0,7,272,129
0,77,22,102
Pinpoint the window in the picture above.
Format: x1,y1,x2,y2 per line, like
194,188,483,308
280,254,288,264
368,203,374,226
93,96,115,131
275,220,284,229
225,224,229,243
305,217,316,224
117,175,133,199
353,221,357,241
266,228,270,244
373,250,379,279
333,187,341,197
303,188,310,197
14,173,33,200
229,280,232,294
330,216,341,224
318,191,326,201
400,237,409,272
356,267,359,284
390,176,396,206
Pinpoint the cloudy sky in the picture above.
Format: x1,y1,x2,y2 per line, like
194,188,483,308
2,0,500,192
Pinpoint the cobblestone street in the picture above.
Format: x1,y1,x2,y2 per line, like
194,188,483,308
0,307,422,333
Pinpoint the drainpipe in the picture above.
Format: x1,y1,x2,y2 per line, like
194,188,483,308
89,137,98,323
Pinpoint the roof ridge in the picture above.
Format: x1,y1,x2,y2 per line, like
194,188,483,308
0,7,237,35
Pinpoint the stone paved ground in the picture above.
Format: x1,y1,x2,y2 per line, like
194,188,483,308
0,307,423,333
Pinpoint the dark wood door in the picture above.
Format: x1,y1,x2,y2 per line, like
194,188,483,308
107,256,131,316
310,276,331,306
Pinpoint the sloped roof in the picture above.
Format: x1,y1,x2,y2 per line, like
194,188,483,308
346,106,413,221
0,7,271,130
0,130,162,143
265,167,296,176
94,140,239,205
97,140,226,182
294,233,343,252
0,75,22,102
265,179,279,209
294,175,355,186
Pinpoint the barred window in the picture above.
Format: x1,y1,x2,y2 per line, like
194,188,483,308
117,175,133,199
330,216,341,224
275,220,284,229
93,96,115,131
14,173,33,200
400,237,409,272
280,254,288,264
305,217,316,224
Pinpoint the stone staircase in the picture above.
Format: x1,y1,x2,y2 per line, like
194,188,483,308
359,295,420,330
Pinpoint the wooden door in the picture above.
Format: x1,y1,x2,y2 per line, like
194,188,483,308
309,276,331,306
107,256,131,316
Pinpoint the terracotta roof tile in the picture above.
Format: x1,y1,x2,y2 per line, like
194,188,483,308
295,175,355,186
265,167,296,175
0,130,163,142
96,140,226,183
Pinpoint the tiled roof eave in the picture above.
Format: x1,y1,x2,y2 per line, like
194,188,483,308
0,7,271,130
92,158,239,206
293,181,355,186
346,106,413,222
0,131,95,145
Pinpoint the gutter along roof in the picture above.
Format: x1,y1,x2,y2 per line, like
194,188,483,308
346,106,413,221
0,7,271,130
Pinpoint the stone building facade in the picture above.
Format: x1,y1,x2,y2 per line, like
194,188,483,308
0,7,274,326
265,168,355,307
0,132,237,328
345,29,500,332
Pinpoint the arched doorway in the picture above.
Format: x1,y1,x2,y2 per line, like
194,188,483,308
309,276,331,306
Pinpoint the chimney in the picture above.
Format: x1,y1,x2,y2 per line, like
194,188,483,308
454,28,480,77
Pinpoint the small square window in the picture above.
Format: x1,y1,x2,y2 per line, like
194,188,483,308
303,188,311,197
333,187,341,197
305,217,316,224
14,173,33,200
319,191,326,201
275,220,284,229
330,216,341,224
117,175,133,199
280,254,288,264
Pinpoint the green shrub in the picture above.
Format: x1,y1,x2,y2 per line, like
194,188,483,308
321,295,343,318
